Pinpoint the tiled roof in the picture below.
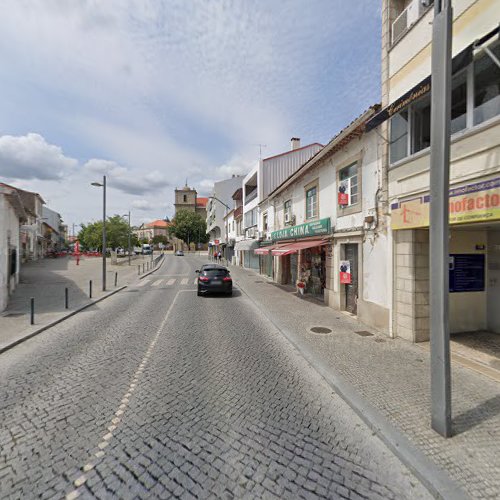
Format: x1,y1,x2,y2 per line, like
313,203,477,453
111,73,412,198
145,219,171,228
196,197,208,207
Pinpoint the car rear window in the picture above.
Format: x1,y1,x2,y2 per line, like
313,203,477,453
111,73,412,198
203,269,228,277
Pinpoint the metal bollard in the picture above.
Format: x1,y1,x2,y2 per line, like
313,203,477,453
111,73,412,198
30,297,35,325
138,265,140,275
143,263,145,273
115,272,118,287
89,280,93,299
65,287,69,309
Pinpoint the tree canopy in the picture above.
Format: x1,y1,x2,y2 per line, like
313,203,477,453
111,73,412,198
78,215,138,250
170,209,208,245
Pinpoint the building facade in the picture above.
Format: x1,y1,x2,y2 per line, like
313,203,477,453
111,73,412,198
374,0,500,340
0,184,25,312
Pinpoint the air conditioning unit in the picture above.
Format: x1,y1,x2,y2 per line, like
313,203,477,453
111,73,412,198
284,212,290,224
407,0,425,26
291,215,296,225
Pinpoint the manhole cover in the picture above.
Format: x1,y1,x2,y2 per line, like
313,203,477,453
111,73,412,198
310,326,332,334
354,330,373,337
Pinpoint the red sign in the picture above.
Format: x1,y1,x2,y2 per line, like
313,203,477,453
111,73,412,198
214,239,220,245
339,260,351,284
338,192,349,206
340,272,351,284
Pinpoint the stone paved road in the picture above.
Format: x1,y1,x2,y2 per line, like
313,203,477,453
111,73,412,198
0,255,431,499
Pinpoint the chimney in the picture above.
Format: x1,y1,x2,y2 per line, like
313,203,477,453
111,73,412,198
291,137,300,150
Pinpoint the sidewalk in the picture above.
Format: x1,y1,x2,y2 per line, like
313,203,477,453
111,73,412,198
229,265,500,499
0,254,155,352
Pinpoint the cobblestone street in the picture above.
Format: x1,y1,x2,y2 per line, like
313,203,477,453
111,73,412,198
0,255,431,499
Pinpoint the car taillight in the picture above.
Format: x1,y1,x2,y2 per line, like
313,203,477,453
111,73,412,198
199,276,209,282
223,277,232,282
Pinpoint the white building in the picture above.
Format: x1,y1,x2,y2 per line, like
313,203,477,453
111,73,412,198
237,138,324,271
206,176,245,256
376,0,500,341
0,184,26,312
265,109,390,331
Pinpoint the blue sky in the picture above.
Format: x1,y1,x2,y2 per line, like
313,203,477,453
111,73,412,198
0,0,381,227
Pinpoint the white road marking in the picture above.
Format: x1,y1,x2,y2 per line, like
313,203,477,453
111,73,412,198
166,278,176,286
67,290,195,500
151,279,163,286
194,278,198,285
136,280,150,287
181,278,189,285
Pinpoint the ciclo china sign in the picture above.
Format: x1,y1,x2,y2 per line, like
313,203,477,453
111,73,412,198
272,218,331,241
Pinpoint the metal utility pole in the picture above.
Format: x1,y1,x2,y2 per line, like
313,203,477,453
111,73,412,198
91,175,107,291
430,0,453,438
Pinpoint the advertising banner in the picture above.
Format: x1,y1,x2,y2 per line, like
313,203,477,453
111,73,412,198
271,217,331,241
340,260,351,284
391,178,500,229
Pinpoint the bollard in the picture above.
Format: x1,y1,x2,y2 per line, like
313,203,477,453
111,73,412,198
89,280,93,299
138,265,140,275
115,272,118,287
143,263,145,273
30,297,35,325
65,287,69,309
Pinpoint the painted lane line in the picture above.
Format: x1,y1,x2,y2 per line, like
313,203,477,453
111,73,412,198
166,278,176,286
151,279,163,287
181,278,189,285
136,280,150,287
194,278,198,285
66,290,191,499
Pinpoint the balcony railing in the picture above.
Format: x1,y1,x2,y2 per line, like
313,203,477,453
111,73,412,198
233,206,243,218
245,189,258,204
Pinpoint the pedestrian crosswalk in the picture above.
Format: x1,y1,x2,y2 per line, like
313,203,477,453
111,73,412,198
136,277,199,288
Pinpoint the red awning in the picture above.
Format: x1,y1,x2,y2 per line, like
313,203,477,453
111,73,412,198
271,239,328,256
254,245,276,255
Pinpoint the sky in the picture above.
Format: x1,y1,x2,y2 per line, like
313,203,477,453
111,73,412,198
0,0,381,230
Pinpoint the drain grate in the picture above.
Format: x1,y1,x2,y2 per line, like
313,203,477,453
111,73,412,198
374,337,386,343
254,281,265,283
354,330,373,337
310,326,333,334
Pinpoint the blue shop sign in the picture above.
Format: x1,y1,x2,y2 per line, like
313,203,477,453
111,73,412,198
449,254,485,293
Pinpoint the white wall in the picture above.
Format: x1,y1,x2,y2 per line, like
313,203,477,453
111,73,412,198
388,0,497,102
0,195,20,312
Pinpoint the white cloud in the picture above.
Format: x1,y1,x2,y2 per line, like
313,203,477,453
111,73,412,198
0,133,77,180
132,199,152,211
83,159,169,196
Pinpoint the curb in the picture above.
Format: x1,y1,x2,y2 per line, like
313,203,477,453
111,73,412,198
139,254,165,280
0,285,127,355
236,279,469,500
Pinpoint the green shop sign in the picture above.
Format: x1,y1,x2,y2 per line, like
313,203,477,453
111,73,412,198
271,218,331,241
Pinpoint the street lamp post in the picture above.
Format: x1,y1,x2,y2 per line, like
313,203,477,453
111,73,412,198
122,211,131,265
91,175,107,291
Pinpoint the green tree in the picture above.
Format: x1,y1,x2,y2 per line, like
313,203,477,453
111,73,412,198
171,209,208,245
152,234,169,245
78,215,132,251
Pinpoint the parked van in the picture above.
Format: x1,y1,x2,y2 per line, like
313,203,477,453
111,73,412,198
142,244,152,255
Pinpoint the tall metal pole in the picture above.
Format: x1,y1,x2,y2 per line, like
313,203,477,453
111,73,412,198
102,175,107,291
128,211,131,266
430,0,452,438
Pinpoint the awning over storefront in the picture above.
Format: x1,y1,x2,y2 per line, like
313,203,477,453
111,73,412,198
234,239,259,251
365,25,499,132
271,239,328,256
254,245,277,255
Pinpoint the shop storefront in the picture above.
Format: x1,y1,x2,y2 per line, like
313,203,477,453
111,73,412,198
270,218,332,300
234,239,260,270
255,242,274,278
392,176,500,341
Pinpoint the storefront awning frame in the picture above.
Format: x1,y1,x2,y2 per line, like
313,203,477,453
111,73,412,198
271,238,329,256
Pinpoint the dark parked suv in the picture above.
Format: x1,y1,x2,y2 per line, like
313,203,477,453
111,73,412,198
196,265,232,296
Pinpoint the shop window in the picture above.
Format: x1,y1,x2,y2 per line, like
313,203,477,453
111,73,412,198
305,186,318,220
390,109,409,163
284,200,292,224
451,69,467,134
474,43,500,125
339,163,359,207
412,95,431,153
